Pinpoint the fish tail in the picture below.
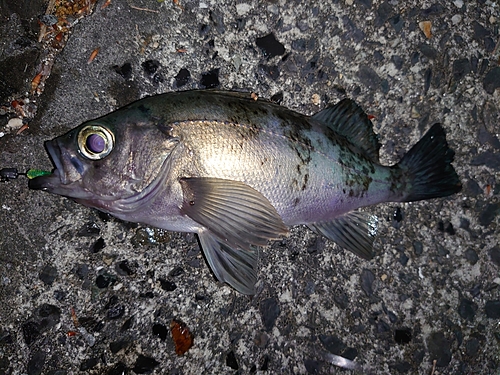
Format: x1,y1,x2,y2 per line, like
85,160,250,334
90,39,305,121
398,123,461,202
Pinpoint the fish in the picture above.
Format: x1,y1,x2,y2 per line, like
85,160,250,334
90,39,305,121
29,90,462,294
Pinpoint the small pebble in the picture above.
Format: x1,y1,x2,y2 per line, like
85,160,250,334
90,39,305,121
458,298,476,322
451,14,462,25
260,297,280,332
485,300,500,319
427,331,452,367
39,265,58,286
419,21,432,39
226,351,239,370
256,33,285,58
360,269,375,296
132,355,160,374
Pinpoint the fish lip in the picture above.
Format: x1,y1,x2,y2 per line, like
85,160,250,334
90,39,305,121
28,140,65,191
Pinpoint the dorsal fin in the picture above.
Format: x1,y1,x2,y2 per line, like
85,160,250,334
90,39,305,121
312,99,381,162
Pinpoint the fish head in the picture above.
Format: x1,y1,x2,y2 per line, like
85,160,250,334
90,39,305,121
29,110,179,212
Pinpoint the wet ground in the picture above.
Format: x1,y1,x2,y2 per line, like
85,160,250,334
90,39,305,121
0,0,499,374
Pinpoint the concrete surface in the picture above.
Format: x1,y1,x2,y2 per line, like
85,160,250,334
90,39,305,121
1,0,499,374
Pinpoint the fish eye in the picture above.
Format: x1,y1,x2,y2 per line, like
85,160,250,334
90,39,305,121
78,125,114,160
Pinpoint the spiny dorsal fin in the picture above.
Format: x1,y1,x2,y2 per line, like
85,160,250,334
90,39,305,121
312,99,381,162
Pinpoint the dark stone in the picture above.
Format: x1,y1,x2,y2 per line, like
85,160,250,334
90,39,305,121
394,328,412,344
489,246,500,267
479,59,490,75
418,44,438,60
169,267,185,277
399,253,409,266
27,351,46,375
483,67,500,94
39,265,58,285
90,237,106,253
413,241,423,256
478,203,500,226
469,284,481,298
152,323,168,341
270,91,283,104
393,207,403,222
199,24,210,37
296,19,309,32
142,60,161,75
356,0,372,8
304,280,315,295
255,33,285,58
343,347,358,360
357,65,381,90
200,68,220,89
121,317,133,331
304,358,322,374
78,222,100,236
174,68,190,88
391,55,404,70
319,334,346,355
80,357,98,371
410,51,420,65
132,355,160,374
80,317,104,333
116,260,137,276
390,361,411,373
259,64,280,80
375,1,394,27
427,332,452,367
113,63,132,80
373,50,384,62
377,319,391,334
360,268,375,296
485,300,500,319
471,151,500,170
421,4,444,16
333,291,349,309
458,299,477,322
38,304,61,329
390,14,404,33
108,362,128,375
209,10,225,34
107,304,125,319
110,340,129,353
485,37,496,53
453,58,471,81
423,67,432,95
22,321,40,346
472,21,491,43
464,248,479,265
74,264,89,279
291,38,307,52
465,179,482,196
260,297,280,331
465,337,481,357
342,16,365,42
159,278,177,291
96,273,116,288
258,355,269,370
226,350,238,370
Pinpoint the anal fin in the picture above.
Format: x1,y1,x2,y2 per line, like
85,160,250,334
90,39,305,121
309,211,378,260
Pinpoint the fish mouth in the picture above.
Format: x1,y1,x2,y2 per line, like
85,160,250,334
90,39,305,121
28,140,67,191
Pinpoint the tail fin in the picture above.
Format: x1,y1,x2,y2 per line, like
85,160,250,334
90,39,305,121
398,123,461,202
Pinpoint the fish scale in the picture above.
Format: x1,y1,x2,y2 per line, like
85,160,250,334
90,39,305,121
29,90,461,294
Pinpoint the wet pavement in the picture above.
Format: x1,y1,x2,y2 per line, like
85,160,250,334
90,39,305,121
0,0,499,374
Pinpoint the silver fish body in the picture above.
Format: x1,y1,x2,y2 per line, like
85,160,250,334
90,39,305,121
30,90,461,294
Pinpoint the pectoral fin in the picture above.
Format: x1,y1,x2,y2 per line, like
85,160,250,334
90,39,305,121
179,177,288,251
309,211,378,260
198,230,258,295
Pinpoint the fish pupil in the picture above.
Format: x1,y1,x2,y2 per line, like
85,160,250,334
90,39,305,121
86,133,106,153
